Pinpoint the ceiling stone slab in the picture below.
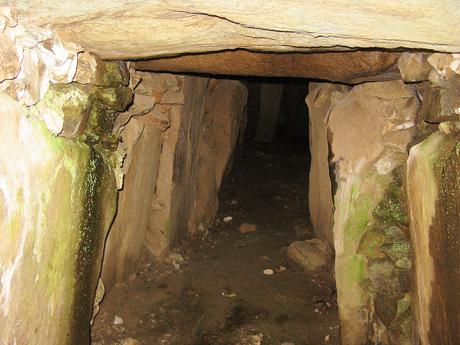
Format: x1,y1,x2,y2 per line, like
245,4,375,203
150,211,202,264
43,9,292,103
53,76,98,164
5,1,460,59
133,50,401,83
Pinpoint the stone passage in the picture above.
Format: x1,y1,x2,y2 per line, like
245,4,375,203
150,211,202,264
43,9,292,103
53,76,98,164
102,72,248,288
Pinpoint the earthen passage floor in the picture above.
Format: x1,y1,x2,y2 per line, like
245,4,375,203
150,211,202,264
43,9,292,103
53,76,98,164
91,142,339,345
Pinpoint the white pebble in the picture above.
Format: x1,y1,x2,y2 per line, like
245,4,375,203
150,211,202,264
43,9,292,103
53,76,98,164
263,268,274,275
223,216,233,223
113,315,124,325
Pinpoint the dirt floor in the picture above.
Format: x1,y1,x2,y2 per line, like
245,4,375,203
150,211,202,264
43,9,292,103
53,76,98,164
91,141,339,345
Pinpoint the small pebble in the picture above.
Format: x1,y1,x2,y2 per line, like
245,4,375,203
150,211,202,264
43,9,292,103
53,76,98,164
325,334,330,342
120,338,141,345
113,315,124,325
223,216,233,223
263,268,274,275
239,223,257,233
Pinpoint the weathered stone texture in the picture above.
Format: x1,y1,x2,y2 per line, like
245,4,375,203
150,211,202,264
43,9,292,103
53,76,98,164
130,73,248,256
134,51,400,84
102,119,163,289
287,239,334,286
0,91,119,344
407,130,460,345
326,80,418,345
8,1,460,59
169,77,248,241
306,83,350,246
397,53,431,82
0,18,131,342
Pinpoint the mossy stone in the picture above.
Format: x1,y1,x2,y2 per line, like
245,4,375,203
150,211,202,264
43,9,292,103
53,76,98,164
373,181,408,227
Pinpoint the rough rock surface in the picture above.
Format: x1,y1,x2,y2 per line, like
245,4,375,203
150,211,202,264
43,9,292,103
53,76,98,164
326,80,418,345
8,1,460,59
287,239,334,284
397,53,431,82
139,73,248,256
407,130,460,345
0,12,133,343
102,118,163,289
134,51,400,84
0,71,128,344
170,77,248,240
306,83,350,246
141,72,186,256
416,53,460,124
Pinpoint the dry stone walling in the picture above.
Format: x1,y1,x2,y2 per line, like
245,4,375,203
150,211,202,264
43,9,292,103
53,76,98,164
306,52,460,345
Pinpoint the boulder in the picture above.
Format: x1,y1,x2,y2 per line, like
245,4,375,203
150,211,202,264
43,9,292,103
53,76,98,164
287,239,334,283
397,53,431,82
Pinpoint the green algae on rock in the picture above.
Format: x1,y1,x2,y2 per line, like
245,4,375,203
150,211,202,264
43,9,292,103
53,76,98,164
0,56,132,345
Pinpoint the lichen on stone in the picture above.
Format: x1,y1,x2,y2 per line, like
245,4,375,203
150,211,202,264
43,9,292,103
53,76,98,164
373,180,408,227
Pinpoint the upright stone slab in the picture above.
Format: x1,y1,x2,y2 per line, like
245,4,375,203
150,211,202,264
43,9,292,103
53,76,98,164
0,21,131,341
170,77,248,239
407,130,460,345
328,80,417,345
102,117,163,289
143,73,188,256
306,83,350,246
0,91,120,344
144,74,248,255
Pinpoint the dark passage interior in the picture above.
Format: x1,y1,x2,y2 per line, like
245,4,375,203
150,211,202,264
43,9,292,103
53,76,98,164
91,77,339,345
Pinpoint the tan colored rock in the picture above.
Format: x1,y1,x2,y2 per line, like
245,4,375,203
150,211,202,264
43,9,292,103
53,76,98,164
90,278,105,325
74,51,106,85
397,52,431,82
0,18,78,109
120,338,141,345
0,33,20,82
419,84,460,123
171,77,248,238
144,74,247,256
239,223,257,234
407,130,460,345
428,53,455,79
0,92,117,344
134,50,400,83
306,83,350,246
34,83,93,137
102,117,163,289
141,73,187,256
8,1,460,59
327,80,418,345
287,239,333,282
